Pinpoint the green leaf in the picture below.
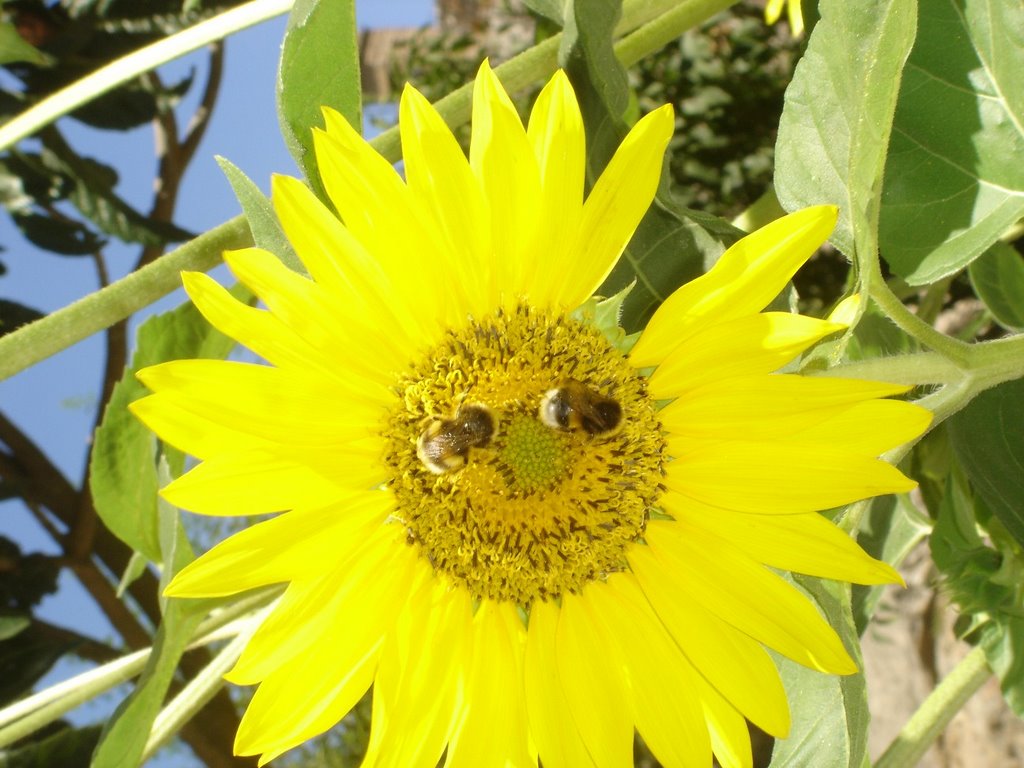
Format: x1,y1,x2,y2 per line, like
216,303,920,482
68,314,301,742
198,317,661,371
0,299,44,337
879,0,1024,284
90,556,204,768
90,288,249,564
947,378,1024,548
770,577,868,768
968,242,1024,331
277,0,361,201
90,456,219,768
216,156,300,273
560,0,741,332
0,22,52,66
775,0,917,263
979,616,1024,718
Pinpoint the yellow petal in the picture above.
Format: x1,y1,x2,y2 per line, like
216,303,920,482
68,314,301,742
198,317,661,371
469,60,542,304
646,521,856,674
181,271,328,377
525,69,585,309
648,313,845,398
664,441,917,513
664,494,902,585
525,599,596,768
693,672,753,768
161,449,351,516
445,601,534,768
164,492,392,597
659,374,911,442
595,574,711,768
630,205,838,367
235,549,424,763
136,359,383,445
240,642,378,765
788,398,933,455
227,525,415,685
130,393,271,459
629,543,791,737
224,247,407,383
364,579,469,768
556,591,633,768
400,83,494,318
557,105,675,309
271,174,429,349
314,110,450,335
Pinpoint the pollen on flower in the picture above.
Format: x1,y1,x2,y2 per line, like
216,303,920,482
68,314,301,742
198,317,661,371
384,304,665,604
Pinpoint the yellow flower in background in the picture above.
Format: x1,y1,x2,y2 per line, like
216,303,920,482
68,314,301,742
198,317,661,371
766,0,806,36
132,60,929,766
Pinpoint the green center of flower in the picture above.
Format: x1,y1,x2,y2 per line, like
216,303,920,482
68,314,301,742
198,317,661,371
384,304,664,604
498,414,569,492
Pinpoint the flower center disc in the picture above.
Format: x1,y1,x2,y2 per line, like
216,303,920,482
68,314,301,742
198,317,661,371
384,305,664,604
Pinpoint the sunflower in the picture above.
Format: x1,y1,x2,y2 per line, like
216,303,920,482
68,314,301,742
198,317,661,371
132,60,930,766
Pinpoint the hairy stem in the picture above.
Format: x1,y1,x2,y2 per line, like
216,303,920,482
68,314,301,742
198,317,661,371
875,645,991,768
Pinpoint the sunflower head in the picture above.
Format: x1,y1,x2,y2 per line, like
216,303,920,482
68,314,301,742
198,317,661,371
132,60,929,767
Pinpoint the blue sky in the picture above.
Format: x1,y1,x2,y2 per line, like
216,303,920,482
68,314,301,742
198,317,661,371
0,0,433,763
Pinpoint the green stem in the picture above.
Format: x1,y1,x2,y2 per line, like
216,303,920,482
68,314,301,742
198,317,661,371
616,0,736,67
0,0,730,383
874,645,991,768
0,0,294,152
0,216,251,381
0,588,276,747
867,268,972,367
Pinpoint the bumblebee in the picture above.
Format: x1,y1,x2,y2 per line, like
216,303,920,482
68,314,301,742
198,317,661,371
416,403,497,474
539,379,622,436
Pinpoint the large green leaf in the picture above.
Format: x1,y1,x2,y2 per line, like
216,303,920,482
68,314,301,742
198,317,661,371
770,577,869,768
277,0,361,201
560,0,740,332
968,242,1024,332
775,0,917,263
947,378,1024,548
879,0,1024,284
90,289,248,565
